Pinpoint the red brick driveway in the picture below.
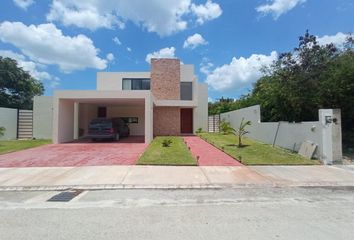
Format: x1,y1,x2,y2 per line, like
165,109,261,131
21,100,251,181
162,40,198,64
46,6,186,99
0,137,147,168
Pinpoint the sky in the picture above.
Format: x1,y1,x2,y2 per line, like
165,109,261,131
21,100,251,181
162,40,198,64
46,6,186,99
0,0,353,102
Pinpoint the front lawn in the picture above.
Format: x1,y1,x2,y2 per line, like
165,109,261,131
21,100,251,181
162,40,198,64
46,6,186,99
138,136,197,165
198,133,320,165
0,139,51,155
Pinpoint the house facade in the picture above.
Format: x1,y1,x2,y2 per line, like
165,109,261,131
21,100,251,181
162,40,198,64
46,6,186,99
33,58,208,144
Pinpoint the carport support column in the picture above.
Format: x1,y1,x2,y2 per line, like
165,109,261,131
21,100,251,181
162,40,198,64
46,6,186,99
145,96,153,144
52,97,59,144
73,102,79,140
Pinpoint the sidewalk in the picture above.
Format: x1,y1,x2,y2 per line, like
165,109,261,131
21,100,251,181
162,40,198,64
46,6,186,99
1,165,354,191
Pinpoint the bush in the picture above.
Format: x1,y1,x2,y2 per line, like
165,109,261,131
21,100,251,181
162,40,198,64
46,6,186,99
162,139,172,147
195,128,203,134
0,127,5,137
220,120,233,135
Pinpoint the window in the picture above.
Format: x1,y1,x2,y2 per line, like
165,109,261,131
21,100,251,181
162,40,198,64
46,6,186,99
180,82,193,100
122,78,150,90
122,79,131,90
121,117,138,124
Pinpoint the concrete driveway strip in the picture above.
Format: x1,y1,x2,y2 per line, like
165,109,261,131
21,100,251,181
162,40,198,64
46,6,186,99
250,166,354,186
0,166,131,188
0,167,73,186
51,166,131,186
122,166,210,187
333,165,354,173
200,166,273,186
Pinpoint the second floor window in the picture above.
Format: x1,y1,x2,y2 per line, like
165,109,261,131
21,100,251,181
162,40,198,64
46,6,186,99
122,78,150,90
180,82,193,100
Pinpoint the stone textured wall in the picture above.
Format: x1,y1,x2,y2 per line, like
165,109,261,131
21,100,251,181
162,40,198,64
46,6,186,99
151,58,180,100
153,107,180,136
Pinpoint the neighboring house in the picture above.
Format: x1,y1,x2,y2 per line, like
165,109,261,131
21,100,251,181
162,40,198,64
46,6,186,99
33,58,208,144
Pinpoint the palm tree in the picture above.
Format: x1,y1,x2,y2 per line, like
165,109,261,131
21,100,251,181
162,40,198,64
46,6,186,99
234,118,251,147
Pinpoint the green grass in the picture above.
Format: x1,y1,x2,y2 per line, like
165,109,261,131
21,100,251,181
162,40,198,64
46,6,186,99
138,136,197,165
0,139,52,155
198,133,320,165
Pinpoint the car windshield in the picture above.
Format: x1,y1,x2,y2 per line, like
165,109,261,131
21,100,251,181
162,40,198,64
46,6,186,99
90,119,112,127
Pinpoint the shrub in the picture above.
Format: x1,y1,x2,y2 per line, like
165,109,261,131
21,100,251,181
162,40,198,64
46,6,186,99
220,120,233,135
195,128,203,134
0,127,5,137
162,139,172,147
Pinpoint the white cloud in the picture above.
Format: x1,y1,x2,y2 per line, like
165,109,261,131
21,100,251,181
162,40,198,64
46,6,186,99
47,0,125,31
113,37,122,45
256,0,306,19
46,0,222,36
191,0,222,24
317,32,349,47
47,0,189,36
200,57,214,75
183,33,208,49
205,32,349,92
127,47,132,52
13,0,34,10
0,21,107,72
0,49,60,88
206,51,278,91
106,53,114,61
0,50,25,61
145,47,176,63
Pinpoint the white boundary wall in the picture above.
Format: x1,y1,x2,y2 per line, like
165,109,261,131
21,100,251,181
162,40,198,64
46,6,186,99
0,107,18,140
220,105,342,164
33,96,53,139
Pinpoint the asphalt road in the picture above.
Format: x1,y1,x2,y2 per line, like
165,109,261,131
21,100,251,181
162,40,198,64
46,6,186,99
0,187,354,240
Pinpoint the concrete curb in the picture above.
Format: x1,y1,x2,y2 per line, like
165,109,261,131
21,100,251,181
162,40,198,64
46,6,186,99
1,182,354,191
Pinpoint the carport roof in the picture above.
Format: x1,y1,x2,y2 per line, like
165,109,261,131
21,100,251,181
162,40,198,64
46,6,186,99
72,98,144,106
54,90,152,104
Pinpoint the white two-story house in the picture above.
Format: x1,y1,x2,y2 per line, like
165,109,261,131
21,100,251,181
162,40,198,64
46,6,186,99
33,58,208,144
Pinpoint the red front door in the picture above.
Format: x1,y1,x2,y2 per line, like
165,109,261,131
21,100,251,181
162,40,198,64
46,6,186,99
180,108,193,134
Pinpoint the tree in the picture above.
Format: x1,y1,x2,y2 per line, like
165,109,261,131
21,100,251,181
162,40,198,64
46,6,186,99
233,118,251,147
0,57,44,109
252,30,340,122
219,119,251,147
208,95,258,115
208,31,354,147
317,46,354,146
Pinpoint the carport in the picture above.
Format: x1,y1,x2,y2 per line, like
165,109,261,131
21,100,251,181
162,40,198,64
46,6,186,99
53,90,153,144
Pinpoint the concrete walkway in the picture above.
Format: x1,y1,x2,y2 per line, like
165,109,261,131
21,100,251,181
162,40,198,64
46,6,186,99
183,136,242,166
1,165,354,191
